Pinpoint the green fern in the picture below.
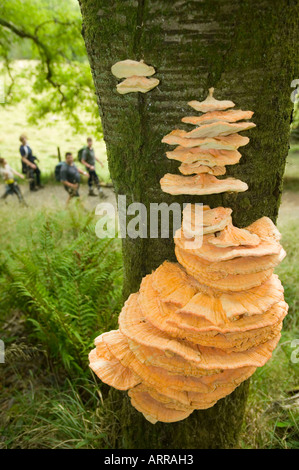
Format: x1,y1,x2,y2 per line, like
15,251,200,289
1,205,123,376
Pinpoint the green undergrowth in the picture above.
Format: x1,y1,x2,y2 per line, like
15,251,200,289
0,203,123,375
1,377,115,449
241,218,299,449
0,204,299,448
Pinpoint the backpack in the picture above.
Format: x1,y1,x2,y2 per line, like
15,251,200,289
54,162,65,182
78,147,87,162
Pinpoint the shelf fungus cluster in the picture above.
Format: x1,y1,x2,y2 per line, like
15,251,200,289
89,89,288,424
160,88,255,195
111,59,159,94
89,205,287,424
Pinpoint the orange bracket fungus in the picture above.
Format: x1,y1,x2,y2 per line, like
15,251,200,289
89,88,288,424
160,173,248,196
160,88,255,196
188,87,235,112
111,59,159,94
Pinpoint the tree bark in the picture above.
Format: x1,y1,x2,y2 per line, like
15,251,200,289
78,0,299,449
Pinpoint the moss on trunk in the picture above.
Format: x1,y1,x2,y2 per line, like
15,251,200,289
78,0,299,449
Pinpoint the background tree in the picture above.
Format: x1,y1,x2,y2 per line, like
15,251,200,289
0,0,101,135
78,0,299,449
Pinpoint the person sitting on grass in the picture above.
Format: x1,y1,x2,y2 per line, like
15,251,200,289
60,152,88,204
19,134,44,191
81,137,106,198
0,157,27,205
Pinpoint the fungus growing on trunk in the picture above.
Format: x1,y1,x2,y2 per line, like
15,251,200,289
208,223,261,248
182,204,232,235
175,216,282,262
89,89,288,424
111,59,156,78
162,130,249,150
188,88,235,112
182,109,254,125
184,121,256,139
178,163,226,176
166,147,242,166
160,88,256,195
111,59,159,94
89,209,287,421
116,76,160,94
160,173,248,195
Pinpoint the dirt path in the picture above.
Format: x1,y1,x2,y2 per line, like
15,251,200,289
1,183,117,213
1,183,298,224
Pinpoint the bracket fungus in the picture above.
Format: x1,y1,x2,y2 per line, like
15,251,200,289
111,59,159,94
188,88,235,113
160,174,248,196
182,109,254,125
89,89,288,424
89,209,287,423
166,148,242,166
116,76,160,95
162,130,250,150
111,59,156,78
160,88,255,196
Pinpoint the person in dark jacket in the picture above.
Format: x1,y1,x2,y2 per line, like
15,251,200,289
19,134,43,191
60,152,88,204
81,137,106,197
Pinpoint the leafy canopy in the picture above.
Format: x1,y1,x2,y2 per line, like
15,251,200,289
0,0,101,136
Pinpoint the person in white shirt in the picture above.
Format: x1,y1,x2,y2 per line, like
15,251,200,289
0,157,26,204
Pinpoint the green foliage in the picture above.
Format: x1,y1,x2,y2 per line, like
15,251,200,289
1,378,115,449
276,219,299,329
241,328,299,449
239,218,299,449
0,72,110,182
0,0,101,136
0,203,123,376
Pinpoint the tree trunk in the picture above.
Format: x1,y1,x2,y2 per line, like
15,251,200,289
78,0,299,449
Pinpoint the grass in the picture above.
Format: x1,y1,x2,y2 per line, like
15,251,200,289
276,219,299,330
1,378,114,449
0,202,122,375
0,202,123,448
240,219,299,449
241,328,299,449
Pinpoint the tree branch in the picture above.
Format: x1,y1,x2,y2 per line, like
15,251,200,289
0,40,15,99
0,17,66,103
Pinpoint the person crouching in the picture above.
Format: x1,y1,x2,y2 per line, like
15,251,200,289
60,152,87,204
